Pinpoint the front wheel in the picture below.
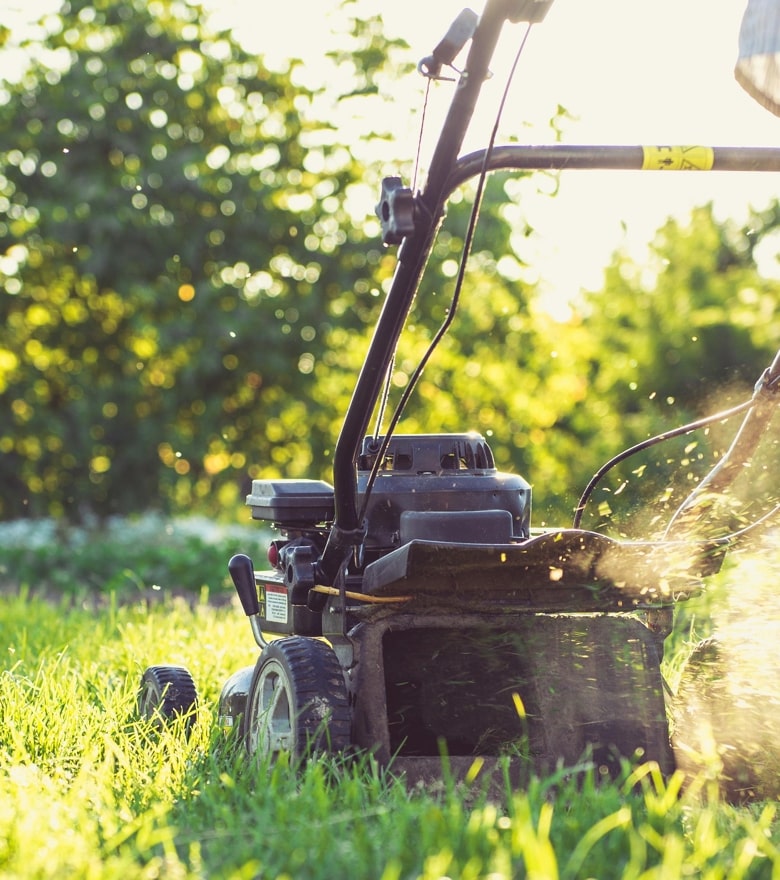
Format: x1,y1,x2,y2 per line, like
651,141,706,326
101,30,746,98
245,637,351,762
138,665,198,731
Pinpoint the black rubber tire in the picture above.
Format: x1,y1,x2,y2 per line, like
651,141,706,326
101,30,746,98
138,665,199,730
245,637,351,762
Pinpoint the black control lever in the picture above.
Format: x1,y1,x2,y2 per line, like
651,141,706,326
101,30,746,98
418,9,479,79
228,553,267,648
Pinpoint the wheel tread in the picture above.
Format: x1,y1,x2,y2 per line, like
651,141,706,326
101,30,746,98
246,637,351,760
138,665,198,727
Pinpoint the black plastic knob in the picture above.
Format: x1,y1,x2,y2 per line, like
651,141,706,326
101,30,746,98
228,553,259,617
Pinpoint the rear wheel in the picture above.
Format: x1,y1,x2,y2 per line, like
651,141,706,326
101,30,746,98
245,637,351,762
138,665,198,731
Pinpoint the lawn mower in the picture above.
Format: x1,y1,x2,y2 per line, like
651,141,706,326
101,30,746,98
138,0,780,792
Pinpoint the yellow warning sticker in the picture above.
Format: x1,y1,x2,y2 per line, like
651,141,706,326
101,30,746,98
642,146,715,171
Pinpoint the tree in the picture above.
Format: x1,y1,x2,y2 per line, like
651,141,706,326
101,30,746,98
7,0,773,535
573,203,780,535
1,0,571,523
0,0,407,519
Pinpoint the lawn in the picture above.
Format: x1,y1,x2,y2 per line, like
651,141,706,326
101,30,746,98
1,519,779,879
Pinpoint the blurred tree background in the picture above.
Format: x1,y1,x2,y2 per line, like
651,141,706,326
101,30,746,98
0,0,404,520
1,0,778,531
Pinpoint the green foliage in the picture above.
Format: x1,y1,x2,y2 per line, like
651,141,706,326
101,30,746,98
574,204,780,535
0,0,401,520
1,0,778,537
587,204,779,416
0,514,270,597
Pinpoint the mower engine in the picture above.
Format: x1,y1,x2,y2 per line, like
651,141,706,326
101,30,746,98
243,432,530,639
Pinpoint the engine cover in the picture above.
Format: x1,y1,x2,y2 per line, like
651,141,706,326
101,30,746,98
357,433,531,553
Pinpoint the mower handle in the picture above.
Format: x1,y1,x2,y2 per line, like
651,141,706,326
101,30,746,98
315,1,780,583
316,0,529,585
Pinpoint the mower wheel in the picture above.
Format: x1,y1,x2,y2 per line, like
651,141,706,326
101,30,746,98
245,637,351,762
138,665,198,731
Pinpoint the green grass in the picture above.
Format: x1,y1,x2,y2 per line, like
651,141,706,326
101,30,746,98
1,590,779,879
2,518,780,878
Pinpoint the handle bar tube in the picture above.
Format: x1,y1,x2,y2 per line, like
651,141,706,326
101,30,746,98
449,144,780,185
316,0,521,584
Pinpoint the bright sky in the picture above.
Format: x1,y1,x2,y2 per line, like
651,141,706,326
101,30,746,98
229,0,780,314
3,0,780,315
